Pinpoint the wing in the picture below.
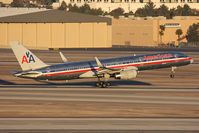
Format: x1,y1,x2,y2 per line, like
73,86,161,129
94,57,137,76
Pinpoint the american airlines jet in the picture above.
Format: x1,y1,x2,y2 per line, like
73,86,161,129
10,41,193,88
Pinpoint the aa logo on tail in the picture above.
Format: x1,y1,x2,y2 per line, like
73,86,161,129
21,52,35,64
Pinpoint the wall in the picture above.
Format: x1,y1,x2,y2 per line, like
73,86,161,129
112,19,155,46
112,18,199,47
0,22,112,49
156,19,199,45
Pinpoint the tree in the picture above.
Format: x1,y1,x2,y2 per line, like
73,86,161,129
174,5,183,16
68,4,79,12
89,8,104,16
79,4,90,14
134,3,197,19
174,4,194,16
186,23,199,43
109,8,124,19
169,8,175,19
157,4,170,19
135,2,157,17
182,4,193,16
0,2,6,7
175,29,183,46
176,29,183,40
159,25,165,44
134,8,145,17
144,1,156,16
65,4,104,15
36,0,52,7
10,0,24,7
58,1,67,10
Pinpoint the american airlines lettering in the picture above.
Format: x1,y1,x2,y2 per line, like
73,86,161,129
144,54,172,60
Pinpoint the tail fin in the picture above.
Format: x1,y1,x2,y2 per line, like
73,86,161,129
9,41,48,71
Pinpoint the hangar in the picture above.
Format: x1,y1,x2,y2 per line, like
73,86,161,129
0,9,198,49
0,9,112,49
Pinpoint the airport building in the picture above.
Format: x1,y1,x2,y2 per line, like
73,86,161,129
112,16,199,47
0,0,12,4
0,9,112,49
0,8,198,49
57,0,199,12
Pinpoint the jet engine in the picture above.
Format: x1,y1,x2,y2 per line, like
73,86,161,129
115,70,137,80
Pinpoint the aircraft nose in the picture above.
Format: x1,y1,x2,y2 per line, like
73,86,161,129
190,59,194,64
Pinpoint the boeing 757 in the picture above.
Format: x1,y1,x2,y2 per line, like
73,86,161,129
10,41,193,88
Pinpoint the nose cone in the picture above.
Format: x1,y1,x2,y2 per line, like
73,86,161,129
190,58,194,64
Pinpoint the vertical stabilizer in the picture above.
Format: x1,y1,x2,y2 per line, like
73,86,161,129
9,41,48,71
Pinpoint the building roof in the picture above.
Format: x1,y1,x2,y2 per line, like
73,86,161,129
0,9,112,25
0,7,49,18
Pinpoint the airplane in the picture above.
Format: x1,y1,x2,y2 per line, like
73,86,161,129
10,41,193,88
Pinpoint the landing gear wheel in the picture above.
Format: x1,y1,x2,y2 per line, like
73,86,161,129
101,82,111,88
95,82,100,87
101,83,107,88
96,82,111,88
170,67,176,78
95,81,103,88
170,74,174,78
105,82,111,87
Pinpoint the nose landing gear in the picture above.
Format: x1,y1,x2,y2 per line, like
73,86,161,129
170,66,177,78
170,74,174,78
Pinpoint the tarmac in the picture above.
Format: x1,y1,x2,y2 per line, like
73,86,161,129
0,48,199,133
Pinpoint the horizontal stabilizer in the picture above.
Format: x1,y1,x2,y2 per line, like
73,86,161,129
59,51,68,63
95,57,103,68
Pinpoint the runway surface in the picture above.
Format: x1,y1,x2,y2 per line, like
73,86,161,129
0,86,199,132
0,117,199,131
0,49,199,132
0,87,199,105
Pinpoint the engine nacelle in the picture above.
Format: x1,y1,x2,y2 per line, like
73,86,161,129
115,70,137,80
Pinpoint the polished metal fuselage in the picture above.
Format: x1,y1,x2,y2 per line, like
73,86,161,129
15,51,193,80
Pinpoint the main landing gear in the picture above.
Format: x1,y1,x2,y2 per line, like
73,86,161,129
95,81,111,88
96,73,111,88
170,66,177,78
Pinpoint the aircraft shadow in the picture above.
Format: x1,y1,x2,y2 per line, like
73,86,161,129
63,80,151,86
0,79,151,87
0,79,16,85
